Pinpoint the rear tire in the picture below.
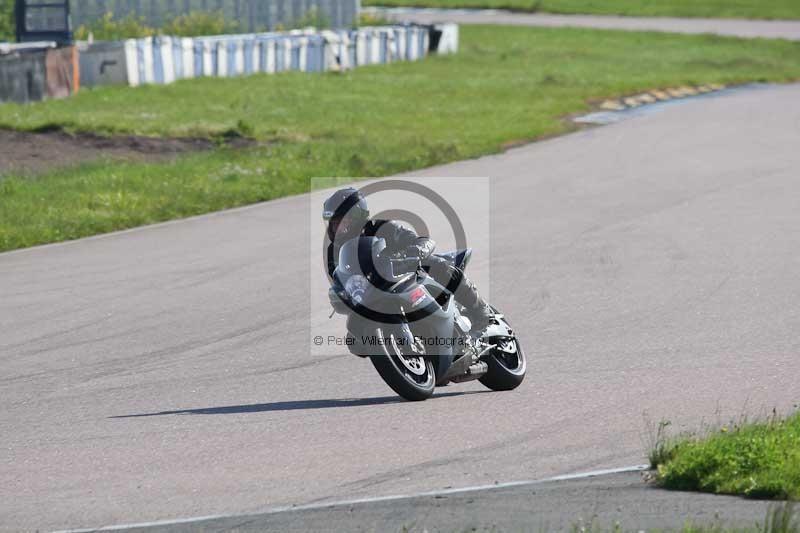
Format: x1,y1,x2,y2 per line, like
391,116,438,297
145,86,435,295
370,328,435,401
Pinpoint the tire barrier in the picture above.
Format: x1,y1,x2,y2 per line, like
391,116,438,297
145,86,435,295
323,25,431,71
2,24,458,100
122,32,329,85
0,44,79,103
94,24,443,88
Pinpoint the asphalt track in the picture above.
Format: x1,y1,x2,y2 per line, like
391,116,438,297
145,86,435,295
368,7,800,40
61,470,783,532
2,83,800,531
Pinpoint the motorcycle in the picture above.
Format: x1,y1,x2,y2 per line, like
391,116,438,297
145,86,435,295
327,236,526,401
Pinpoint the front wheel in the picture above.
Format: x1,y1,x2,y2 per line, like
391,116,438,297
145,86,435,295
370,328,435,401
480,315,526,391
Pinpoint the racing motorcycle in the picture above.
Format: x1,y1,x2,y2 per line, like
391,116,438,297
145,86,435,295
328,236,526,401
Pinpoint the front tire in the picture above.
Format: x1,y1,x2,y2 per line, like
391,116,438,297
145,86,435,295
370,328,435,401
479,312,526,391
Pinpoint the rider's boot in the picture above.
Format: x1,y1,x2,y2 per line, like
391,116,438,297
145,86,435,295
455,275,494,334
427,260,494,334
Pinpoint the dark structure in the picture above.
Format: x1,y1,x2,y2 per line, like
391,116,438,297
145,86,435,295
14,0,73,44
0,44,79,103
0,49,46,102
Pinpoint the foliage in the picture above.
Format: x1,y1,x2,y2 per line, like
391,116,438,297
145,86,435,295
162,10,240,37
0,0,14,42
655,412,800,500
73,10,239,41
647,418,684,469
292,6,331,29
357,11,393,27
73,12,155,41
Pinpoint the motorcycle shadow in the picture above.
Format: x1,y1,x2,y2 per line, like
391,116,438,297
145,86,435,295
110,390,489,418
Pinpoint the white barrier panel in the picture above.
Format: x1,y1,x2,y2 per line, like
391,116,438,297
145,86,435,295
234,40,245,76
282,38,292,72
215,41,226,77
202,41,213,76
160,38,175,84
355,33,367,66
264,39,276,73
124,39,139,87
181,38,194,79
408,26,420,61
251,40,260,73
298,38,308,71
436,23,459,55
140,39,154,84
396,28,407,61
371,32,381,64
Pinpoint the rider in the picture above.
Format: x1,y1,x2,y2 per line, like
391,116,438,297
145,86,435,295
323,187,494,332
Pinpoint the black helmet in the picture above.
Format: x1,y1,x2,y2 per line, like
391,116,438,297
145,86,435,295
323,187,370,242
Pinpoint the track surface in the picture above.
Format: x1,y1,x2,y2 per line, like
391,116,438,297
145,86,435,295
2,84,800,531
89,471,778,532
368,7,800,40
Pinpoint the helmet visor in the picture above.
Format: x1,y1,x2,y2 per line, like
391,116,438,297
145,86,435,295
325,209,366,242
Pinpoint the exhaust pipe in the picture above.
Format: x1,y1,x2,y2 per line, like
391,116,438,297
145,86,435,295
449,361,488,383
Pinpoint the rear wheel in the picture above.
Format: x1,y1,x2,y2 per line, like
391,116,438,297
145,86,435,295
370,328,435,401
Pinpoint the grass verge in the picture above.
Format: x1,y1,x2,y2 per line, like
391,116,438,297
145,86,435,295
651,411,800,501
2,25,800,252
363,0,800,20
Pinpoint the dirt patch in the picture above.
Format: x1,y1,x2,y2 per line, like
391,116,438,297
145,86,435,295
0,129,253,176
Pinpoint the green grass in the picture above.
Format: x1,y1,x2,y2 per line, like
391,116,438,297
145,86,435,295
364,0,800,20
2,25,800,252
653,412,800,501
